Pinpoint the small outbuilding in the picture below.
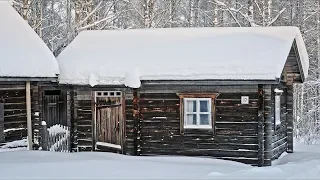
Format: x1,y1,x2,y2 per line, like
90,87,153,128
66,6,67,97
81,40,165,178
0,1,59,148
57,27,308,166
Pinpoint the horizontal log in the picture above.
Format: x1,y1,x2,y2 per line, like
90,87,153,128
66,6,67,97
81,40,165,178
216,129,257,136
216,107,258,114
142,141,258,151
140,148,258,158
140,100,180,106
217,93,258,100
216,100,258,107
140,93,179,100
215,123,258,130
0,90,25,98
216,115,257,122
141,112,179,119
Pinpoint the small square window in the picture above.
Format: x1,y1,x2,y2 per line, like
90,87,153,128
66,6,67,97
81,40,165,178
110,92,115,96
116,92,121,96
184,98,212,129
103,92,109,96
275,95,281,126
97,92,102,96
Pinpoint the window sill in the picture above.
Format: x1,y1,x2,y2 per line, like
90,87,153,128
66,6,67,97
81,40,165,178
184,126,212,129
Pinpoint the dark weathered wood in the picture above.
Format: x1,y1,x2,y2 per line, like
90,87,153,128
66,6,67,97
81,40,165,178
137,90,260,165
133,88,140,155
0,103,4,142
258,85,265,167
286,85,294,153
41,122,48,151
0,86,27,142
263,85,272,166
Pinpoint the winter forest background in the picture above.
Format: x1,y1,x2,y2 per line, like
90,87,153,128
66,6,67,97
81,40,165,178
11,0,320,144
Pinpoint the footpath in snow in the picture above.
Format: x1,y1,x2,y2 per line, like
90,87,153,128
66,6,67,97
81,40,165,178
0,142,320,179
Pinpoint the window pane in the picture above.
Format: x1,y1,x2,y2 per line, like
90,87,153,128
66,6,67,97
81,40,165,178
200,100,209,112
186,100,197,112
186,114,197,125
275,95,281,125
200,114,210,125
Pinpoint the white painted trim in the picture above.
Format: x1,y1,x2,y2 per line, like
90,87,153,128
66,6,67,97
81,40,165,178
275,95,281,126
183,125,212,129
184,98,212,129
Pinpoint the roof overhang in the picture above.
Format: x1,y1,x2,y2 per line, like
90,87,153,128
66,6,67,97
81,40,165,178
141,79,281,86
0,77,58,82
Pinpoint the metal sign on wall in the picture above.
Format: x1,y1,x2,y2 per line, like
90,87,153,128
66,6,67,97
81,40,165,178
241,96,249,104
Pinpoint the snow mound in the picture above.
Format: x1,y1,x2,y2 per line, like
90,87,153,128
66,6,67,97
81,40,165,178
1,142,320,179
0,139,27,150
124,68,141,88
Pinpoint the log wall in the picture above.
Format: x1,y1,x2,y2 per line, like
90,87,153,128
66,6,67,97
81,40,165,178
0,84,27,142
137,84,259,165
271,85,288,160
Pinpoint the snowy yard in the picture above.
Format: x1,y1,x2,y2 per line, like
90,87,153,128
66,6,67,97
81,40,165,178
0,143,320,179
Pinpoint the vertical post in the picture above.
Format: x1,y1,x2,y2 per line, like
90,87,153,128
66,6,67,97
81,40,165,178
41,121,48,151
287,85,294,153
26,81,33,150
91,91,96,151
263,85,272,166
0,103,4,143
133,88,140,156
258,84,265,167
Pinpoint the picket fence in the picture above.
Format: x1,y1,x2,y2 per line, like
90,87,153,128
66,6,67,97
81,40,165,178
41,121,70,152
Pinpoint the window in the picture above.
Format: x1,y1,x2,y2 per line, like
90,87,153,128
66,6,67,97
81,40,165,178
184,98,212,129
274,88,283,126
275,95,281,126
95,91,122,97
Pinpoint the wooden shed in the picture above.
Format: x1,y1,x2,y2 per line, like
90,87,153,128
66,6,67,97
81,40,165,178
0,1,59,148
57,27,309,166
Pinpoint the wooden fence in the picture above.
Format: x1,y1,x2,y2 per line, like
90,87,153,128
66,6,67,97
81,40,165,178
41,121,70,152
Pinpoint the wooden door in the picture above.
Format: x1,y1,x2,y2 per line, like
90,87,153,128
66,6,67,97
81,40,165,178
43,90,67,127
95,96,123,150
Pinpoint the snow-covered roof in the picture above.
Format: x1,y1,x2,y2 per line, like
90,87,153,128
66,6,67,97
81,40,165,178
57,26,309,86
0,1,59,78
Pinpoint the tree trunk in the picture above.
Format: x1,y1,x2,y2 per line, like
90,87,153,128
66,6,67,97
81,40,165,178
248,0,254,26
190,0,199,27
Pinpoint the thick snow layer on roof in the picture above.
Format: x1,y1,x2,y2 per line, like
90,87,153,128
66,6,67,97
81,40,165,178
0,1,59,78
57,26,309,86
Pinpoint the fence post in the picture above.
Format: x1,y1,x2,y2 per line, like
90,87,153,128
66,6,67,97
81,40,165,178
41,121,48,151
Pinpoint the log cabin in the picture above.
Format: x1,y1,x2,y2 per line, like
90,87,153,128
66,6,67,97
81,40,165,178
56,27,309,166
0,1,59,148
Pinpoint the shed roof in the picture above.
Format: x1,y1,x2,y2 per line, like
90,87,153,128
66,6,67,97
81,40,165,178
0,1,59,79
57,26,309,86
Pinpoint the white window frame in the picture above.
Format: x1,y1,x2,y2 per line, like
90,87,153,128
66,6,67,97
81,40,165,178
184,98,212,129
275,95,281,126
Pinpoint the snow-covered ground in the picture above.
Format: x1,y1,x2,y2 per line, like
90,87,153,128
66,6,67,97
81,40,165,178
0,142,320,179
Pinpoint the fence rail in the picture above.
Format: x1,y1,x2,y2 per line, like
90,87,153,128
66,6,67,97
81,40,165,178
41,121,70,152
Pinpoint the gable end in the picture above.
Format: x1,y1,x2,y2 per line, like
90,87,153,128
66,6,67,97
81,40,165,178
281,40,305,84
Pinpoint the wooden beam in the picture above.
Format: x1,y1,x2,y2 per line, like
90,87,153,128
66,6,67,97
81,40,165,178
0,103,4,143
258,84,265,167
0,77,57,82
286,85,294,153
142,80,280,86
263,85,272,166
26,81,33,150
133,88,140,156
